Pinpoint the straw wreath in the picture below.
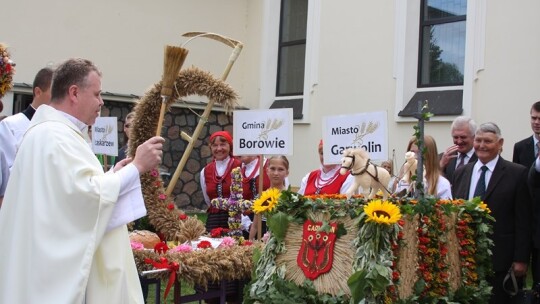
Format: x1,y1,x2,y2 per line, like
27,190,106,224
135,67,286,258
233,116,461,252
129,66,238,241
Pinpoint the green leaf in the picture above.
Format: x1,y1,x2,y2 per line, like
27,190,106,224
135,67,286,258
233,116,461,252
267,212,290,241
336,223,348,238
348,270,368,303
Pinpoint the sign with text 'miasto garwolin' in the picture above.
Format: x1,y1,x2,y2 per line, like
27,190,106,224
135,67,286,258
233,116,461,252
233,108,293,156
322,111,388,164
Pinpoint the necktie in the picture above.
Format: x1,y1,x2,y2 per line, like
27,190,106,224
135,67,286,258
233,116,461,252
473,165,488,199
536,142,540,158
456,153,466,170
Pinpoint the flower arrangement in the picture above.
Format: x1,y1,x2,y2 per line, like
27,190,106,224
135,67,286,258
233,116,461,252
210,167,253,237
0,43,15,99
245,190,494,304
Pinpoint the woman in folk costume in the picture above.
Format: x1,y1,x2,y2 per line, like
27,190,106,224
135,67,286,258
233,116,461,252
198,130,243,303
200,130,242,231
298,140,356,195
239,155,271,237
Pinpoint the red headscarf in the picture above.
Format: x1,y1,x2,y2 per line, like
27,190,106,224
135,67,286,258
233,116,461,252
209,130,233,155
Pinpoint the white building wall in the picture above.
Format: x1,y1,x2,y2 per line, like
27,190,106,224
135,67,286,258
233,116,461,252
2,0,540,188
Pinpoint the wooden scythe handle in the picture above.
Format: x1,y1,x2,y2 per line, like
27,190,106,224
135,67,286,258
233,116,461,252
165,42,243,196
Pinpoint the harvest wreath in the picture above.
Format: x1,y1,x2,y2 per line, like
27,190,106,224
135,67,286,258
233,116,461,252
244,190,494,304
0,43,15,99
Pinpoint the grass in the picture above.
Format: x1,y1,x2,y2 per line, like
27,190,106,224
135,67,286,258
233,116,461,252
145,212,207,304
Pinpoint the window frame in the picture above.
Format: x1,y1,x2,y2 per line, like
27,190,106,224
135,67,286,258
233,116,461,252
260,0,321,123
393,0,486,122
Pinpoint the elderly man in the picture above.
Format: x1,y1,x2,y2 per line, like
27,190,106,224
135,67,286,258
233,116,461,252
452,122,532,304
0,58,164,304
439,116,478,182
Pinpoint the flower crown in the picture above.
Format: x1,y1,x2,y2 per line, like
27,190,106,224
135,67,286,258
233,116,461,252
0,43,15,99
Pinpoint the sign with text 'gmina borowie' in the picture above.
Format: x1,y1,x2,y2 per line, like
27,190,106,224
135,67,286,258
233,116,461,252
92,117,118,156
233,108,293,156
322,111,388,164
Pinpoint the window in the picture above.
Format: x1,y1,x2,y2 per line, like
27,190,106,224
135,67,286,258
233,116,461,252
418,0,466,87
276,0,307,97
394,0,485,120
261,0,321,122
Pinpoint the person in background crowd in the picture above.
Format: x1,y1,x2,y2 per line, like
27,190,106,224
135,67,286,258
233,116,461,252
298,140,355,195
381,160,397,193
514,101,540,287
439,116,477,183
452,122,532,304
0,67,53,204
198,130,242,304
115,111,135,165
0,58,164,303
395,135,452,199
249,155,290,239
239,155,270,239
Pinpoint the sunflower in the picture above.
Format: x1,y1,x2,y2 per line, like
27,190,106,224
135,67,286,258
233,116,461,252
364,200,401,225
252,187,281,214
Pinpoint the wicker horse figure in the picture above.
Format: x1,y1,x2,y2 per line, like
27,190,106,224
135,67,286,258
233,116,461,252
339,148,391,199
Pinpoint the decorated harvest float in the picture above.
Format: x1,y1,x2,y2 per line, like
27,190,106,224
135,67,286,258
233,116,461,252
124,33,494,303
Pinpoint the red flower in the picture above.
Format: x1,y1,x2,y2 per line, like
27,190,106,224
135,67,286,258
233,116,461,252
210,228,224,238
154,241,169,254
179,214,188,220
167,203,174,210
242,240,253,246
392,271,400,281
197,240,212,249
159,194,167,200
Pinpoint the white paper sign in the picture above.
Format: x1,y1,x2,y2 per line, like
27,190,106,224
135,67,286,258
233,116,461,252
233,108,293,155
92,117,118,156
322,111,388,164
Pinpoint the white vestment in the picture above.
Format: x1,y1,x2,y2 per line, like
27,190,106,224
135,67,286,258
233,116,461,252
0,112,28,195
0,105,144,304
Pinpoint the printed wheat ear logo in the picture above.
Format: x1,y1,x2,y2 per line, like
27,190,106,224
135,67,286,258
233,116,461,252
257,118,283,140
101,125,113,141
351,121,379,146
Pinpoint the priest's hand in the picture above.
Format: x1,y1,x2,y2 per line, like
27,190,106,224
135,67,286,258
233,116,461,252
113,157,132,173
133,136,165,174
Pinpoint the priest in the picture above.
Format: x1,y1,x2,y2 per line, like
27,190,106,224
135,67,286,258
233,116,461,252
0,58,164,304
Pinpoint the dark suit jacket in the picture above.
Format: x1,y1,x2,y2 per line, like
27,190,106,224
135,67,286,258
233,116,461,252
529,164,540,248
441,151,477,183
513,135,536,167
452,157,532,272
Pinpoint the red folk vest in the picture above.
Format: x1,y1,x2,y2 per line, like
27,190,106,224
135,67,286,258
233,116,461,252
242,160,271,200
303,169,350,195
204,158,242,200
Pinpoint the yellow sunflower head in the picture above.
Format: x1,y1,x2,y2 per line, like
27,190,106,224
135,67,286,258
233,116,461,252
364,200,401,225
253,187,281,214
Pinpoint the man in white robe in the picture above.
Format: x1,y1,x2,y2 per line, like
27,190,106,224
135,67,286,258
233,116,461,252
0,58,164,304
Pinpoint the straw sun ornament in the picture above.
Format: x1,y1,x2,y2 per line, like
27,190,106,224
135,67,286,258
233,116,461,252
275,211,359,296
129,67,238,241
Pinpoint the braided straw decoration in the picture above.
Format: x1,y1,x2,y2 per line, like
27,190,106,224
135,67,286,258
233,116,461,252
133,244,259,286
129,67,238,241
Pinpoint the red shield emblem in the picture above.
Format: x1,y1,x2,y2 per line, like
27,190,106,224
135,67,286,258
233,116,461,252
297,219,337,280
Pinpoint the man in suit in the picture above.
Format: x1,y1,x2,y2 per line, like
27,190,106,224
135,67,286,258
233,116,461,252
513,101,540,167
439,116,478,182
514,101,540,287
453,122,532,304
